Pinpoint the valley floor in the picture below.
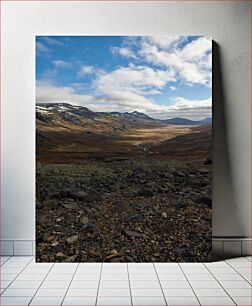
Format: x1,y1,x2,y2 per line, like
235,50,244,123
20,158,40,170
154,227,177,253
36,121,212,262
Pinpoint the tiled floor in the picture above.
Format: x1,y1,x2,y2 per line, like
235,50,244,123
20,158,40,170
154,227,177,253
0,256,251,305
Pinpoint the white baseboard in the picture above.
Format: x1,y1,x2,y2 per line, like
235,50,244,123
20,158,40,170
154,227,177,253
0,240,35,256
0,238,251,257
212,238,251,258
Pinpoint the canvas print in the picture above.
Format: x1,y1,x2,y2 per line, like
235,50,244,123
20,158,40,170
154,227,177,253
36,36,212,262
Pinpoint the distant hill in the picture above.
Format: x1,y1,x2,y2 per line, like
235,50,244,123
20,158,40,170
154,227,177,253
161,117,212,126
200,117,212,125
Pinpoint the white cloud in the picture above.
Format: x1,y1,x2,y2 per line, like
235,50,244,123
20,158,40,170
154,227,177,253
94,64,175,95
147,97,212,120
92,64,176,111
169,97,211,111
111,46,136,59
36,82,211,120
53,60,72,69
111,36,212,87
36,37,66,56
36,81,160,113
77,65,95,77
36,42,50,56
36,81,96,106
40,69,58,82
138,36,212,86
97,89,161,112
140,36,184,50
180,37,211,61
42,37,64,46
170,86,177,91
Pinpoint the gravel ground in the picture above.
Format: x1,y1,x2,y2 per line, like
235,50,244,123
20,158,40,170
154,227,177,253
36,158,212,262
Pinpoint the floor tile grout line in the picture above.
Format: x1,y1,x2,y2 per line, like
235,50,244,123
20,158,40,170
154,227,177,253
153,262,168,306
225,260,252,286
243,257,251,262
61,262,80,305
126,263,133,306
203,263,238,305
95,262,103,306
1,257,251,305
0,256,12,295
0,256,34,296
225,258,251,264
28,261,55,305
178,263,202,306
0,256,12,266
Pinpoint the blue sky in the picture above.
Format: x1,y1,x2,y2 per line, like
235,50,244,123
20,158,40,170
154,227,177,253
36,36,212,120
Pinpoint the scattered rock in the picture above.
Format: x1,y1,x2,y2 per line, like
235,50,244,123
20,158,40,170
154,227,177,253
136,188,153,197
40,255,49,261
80,216,89,225
64,255,77,262
70,191,88,200
125,214,144,222
45,190,60,200
199,168,210,174
173,247,187,255
125,255,134,262
146,181,156,188
47,235,54,242
175,171,186,177
195,196,212,208
36,160,212,263
43,200,57,209
203,158,212,165
63,202,78,209
172,202,187,209
66,235,79,244
51,241,59,247
123,229,146,239
109,257,120,262
104,249,121,261
88,250,101,257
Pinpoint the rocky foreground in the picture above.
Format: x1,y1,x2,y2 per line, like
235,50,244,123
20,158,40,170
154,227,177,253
36,158,212,262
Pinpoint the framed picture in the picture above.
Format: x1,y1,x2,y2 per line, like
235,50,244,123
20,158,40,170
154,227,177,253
36,35,212,262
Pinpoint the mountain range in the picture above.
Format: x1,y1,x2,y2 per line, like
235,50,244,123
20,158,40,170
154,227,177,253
36,103,211,129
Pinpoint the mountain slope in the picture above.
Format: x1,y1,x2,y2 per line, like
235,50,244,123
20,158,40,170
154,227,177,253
109,111,156,122
36,103,163,134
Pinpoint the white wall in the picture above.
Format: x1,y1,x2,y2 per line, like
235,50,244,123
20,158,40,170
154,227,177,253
1,1,251,243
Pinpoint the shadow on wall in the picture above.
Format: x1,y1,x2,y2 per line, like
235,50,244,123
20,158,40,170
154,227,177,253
212,41,246,258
